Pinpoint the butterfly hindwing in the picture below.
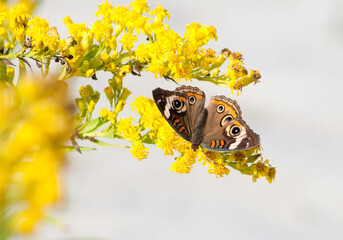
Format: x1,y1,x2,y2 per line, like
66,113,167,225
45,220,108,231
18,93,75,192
200,96,260,151
201,117,260,151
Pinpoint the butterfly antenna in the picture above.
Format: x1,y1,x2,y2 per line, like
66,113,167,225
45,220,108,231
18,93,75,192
163,75,179,85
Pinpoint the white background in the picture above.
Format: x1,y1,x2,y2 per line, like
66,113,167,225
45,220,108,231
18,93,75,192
22,0,343,239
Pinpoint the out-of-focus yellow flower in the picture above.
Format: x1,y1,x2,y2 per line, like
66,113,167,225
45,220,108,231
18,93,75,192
0,77,73,235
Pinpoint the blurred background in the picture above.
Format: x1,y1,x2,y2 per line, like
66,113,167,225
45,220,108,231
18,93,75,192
24,0,343,239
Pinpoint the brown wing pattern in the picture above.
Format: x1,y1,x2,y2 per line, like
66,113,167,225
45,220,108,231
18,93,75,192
152,86,205,141
200,96,259,151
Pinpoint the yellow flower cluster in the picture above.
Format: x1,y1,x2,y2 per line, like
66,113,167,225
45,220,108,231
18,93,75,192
0,77,73,235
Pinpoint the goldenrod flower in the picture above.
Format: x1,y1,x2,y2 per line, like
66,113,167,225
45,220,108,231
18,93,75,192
8,3,30,43
130,0,149,14
91,19,113,42
266,167,276,184
252,160,270,182
208,162,230,178
170,156,191,174
117,117,140,140
119,32,138,51
149,3,171,22
130,140,149,161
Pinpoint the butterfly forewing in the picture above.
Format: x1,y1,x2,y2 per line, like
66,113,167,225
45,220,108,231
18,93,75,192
152,87,192,140
174,85,205,130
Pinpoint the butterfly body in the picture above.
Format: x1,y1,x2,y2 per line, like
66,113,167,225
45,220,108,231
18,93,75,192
152,85,260,152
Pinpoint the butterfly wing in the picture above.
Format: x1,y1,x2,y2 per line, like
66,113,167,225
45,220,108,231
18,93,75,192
200,96,260,151
174,85,206,130
152,86,205,141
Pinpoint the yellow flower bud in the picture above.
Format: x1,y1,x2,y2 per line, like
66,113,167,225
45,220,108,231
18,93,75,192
118,65,132,77
200,69,210,76
120,87,131,100
107,111,117,124
115,76,123,89
81,31,94,50
108,78,117,89
87,100,96,113
115,24,123,37
100,108,109,118
212,54,226,68
101,52,110,63
86,84,94,94
115,100,126,113
75,98,87,113
79,85,94,100
108,35,117,50
81,60,90,72
104,86,114,102
107,62,117,72
91,91,100,103
210,68,220,77
85,69,95,78
111,50,119,59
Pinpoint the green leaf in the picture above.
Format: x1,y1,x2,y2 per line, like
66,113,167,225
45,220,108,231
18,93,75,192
79,117,108,134
79,45,100,68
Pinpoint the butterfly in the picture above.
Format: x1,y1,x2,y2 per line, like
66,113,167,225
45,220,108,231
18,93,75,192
152,85,260,152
